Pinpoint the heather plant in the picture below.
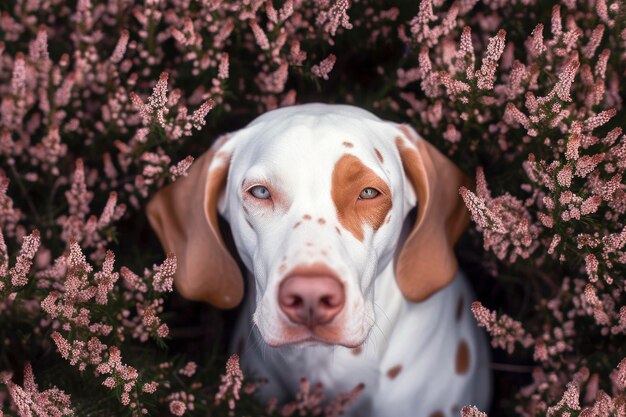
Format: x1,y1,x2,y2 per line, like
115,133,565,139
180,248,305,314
0,0,624,416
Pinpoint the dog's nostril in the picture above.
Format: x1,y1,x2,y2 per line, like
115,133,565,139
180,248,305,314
288,295,304,308
320,295,338,308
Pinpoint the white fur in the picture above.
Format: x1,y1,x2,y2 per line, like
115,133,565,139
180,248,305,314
217,104,491,416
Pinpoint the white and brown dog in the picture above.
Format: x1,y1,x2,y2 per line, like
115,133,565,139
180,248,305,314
147,103,491,416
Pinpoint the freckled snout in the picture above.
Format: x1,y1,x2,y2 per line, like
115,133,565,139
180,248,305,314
279,275,345,327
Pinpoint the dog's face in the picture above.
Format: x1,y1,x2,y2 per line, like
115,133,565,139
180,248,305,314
147,104,470,348
220,107,410,347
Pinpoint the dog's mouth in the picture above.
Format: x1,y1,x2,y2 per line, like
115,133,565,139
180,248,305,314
261,324,367,349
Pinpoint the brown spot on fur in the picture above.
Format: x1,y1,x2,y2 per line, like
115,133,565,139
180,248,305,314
306,242,313,247
387,365,402,379
331,154,392,241
303,214,312,220
456,296,464,321
342,141,354,148
374,148,384,163
430,412,445,417
352,347,362,355
455,340,470,374
318,218,326,224
335,227,342,235
321,250,328,256
293,222,301,229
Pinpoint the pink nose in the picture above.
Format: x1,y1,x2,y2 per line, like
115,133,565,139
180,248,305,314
279,275,345,327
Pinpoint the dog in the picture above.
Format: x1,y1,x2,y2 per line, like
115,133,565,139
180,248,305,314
147,103,492,416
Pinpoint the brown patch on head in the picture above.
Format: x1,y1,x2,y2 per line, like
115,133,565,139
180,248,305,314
342,141,354,148
318,218,326,225
386,365,402,379
430,412,445,417
331,154,392,241
374,148,384,163
351,347,361,355
455,340,470,374
293,221,301,229
303,214,312,220
456,296,464,321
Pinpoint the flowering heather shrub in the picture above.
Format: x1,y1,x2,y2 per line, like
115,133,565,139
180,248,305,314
0,0,624,416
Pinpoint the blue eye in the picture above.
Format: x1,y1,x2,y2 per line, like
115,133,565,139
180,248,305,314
249,185,271,199
359,188,379,199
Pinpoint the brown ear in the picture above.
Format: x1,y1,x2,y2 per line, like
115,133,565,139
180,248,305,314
394,125,472,302
146,137,243,309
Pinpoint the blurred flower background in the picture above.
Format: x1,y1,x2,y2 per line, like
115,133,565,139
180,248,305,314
0,0,624,415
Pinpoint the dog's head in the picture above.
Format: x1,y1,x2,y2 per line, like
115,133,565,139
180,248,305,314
147,103,470,348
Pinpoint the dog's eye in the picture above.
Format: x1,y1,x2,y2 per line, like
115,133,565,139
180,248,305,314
249,185,271,199
359,187,379,200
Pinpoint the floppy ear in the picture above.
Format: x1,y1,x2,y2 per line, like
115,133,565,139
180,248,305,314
146,135,243,309
394,125,472,302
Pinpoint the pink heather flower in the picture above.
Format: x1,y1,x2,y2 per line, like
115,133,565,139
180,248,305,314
156,323,169,337
565,134,580,160
471,301,533,353
98,192,125,229
169,400,186,416
584,108,616,131
110,30,129,63
585,254,599,282
461,405,488,417
65,159,93,219
142,382,158,393
5,363,74,416
249,21,270,50
93,250,119,305
547,382,581,416
10,53,26,97
457,26,475,77
556,165,572,188
169,156,194,180
324,383,364,417
547,235,561,255
179,361,197,377
459,187,505,233
120,266,148,293
258,61,289,94
317,0,353,36
527,24,546,58
153,253,176,293
476,29,506,90
553,58,579,102
582,24,605,59
9,230,40,287
613,358,626,390
218,53,229,80
215,354,244,408
311,54,336,80
580,196,602,215
148,72,169,110
191,99,215,130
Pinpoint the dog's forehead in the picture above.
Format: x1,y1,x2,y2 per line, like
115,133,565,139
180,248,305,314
235,106,392,170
